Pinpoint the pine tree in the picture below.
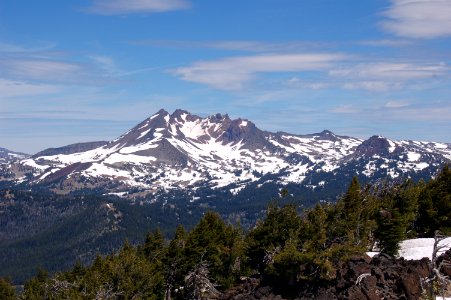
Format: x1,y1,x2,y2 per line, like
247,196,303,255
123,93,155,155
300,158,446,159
184,211,237,288
246,204,303,273
342,176,364,244
0,277,16,300
141,228,166,263
22,268,48,299
164,225,187,300
418,165,451,235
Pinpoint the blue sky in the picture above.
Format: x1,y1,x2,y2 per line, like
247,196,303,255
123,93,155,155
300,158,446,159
1,0,450,153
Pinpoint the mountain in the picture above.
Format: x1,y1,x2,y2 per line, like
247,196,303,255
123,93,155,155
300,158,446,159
0,147,28,164
0,148,29,186
33,141,108,157
1,109,450,283
1,109,450,200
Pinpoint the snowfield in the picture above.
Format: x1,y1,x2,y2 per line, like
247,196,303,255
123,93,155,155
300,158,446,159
398,238,451,261
367,237,451,260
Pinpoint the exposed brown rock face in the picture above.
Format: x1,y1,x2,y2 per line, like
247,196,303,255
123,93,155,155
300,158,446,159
222,254,433,300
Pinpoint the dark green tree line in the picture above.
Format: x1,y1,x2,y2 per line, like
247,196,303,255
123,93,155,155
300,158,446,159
7,165,450,299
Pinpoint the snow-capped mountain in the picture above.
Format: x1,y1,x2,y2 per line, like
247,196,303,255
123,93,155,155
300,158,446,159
0,147,28,164
2,109,450,198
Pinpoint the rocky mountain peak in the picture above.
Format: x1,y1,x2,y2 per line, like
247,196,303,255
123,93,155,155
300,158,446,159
315,130,340,141
155,108,169,116
206,113,231,126
170,109,190,119
3,108,450,198
354,135,392,157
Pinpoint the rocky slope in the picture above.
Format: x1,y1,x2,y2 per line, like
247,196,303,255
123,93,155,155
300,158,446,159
222,254,436,300
1,109,450,199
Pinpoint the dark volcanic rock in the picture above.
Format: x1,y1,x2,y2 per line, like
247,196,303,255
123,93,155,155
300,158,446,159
353,136,392,157
222,255,433,300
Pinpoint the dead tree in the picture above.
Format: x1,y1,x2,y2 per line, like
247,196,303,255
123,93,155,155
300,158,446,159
424,231,451,299
185,259,221,300
95,283,123,300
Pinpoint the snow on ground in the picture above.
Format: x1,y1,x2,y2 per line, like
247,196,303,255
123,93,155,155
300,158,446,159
407,151,421,162
367,238,451,260
398,238,451,260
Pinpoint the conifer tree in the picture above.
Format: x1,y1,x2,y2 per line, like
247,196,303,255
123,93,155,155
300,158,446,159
246,204,303,273
184,211,237,288
342,176,364,244
164,225,187,299
22,268,48,299
376,179,420,255
418,165,451,235
0,277,16,300
141,228,166,263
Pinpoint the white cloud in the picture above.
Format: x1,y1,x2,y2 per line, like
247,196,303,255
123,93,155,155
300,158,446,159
131,39,326,53
381,0,451,38
330,62,447,80
173,53,346,90
380,104,451,122
358,39,412,47
330,62,448,91
384,100,410,108
286,77,331,89
0,78,60,98
0,41,57,53
2,59,82,82
89,55,118,75
330,105,359,114
86,0,190,15
342,81,402,92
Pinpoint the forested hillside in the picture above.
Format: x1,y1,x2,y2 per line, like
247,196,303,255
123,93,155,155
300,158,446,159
1,165,449,299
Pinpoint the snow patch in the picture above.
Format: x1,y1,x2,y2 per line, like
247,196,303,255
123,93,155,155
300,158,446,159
398,238,451,260
407,152,421,162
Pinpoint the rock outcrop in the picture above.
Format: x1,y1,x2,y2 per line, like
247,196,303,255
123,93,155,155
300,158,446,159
222,254,433,300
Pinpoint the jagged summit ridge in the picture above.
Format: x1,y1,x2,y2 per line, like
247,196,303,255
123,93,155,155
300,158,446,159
2,109,450,197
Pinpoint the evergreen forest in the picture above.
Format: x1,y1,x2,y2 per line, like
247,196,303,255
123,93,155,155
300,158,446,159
0,165,450,299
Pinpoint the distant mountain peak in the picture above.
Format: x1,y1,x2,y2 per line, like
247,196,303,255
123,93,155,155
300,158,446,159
1,108,450,198
171,108,190,118
209,112,230,121
0,148,29,164
353,135,393,157
156,108,169,115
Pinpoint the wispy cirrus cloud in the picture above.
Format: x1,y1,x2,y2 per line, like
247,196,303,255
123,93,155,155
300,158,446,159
330,62,449,91
1,59,83,83
173,53,449,92
172,53,346,90
357,39,412,47
330,104,360,114
0,41,57,53
330,62,448,80
384,100,410,108
0,47,124,85
286,77,331,90
88,55,119,76
131,39,327,52
85,0,190,15
381,0,451,38
0,78,60,98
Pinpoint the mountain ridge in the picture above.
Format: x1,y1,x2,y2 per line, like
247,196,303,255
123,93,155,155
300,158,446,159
1,109,450,199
